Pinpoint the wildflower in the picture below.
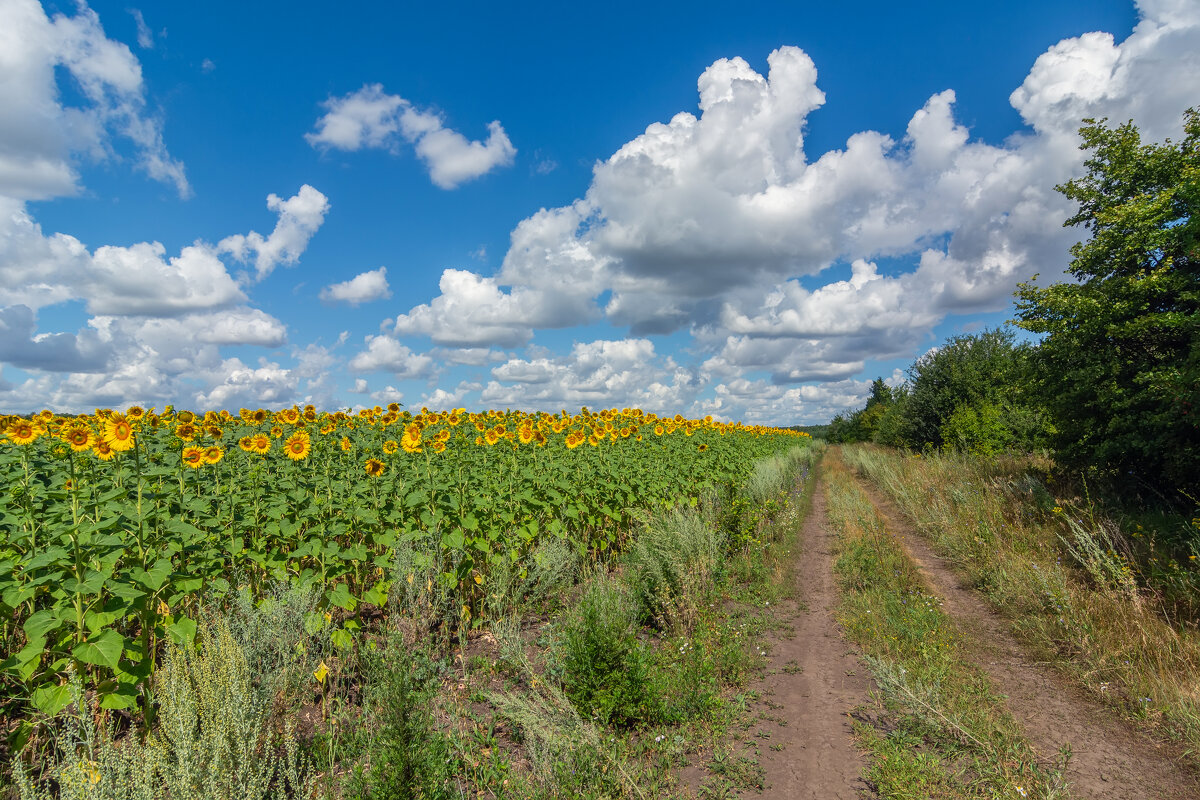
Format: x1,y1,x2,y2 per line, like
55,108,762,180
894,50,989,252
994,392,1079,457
313,661,329,683
283,430,312,461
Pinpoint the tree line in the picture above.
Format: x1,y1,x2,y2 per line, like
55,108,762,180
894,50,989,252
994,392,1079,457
825,110,1199,505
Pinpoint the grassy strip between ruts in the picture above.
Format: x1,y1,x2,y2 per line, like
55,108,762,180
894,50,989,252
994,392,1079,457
823,451,1069,799
839,444,1200,764
12,445,822,800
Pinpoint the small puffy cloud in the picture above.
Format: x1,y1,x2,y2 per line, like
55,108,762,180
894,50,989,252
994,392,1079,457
219,185,330,281
307,83,516,188
88,242,247,315
320,266,391,306
393,268,596,347
481,338,695,414
0,0,188,199
194,359,298,410
348,335,435,377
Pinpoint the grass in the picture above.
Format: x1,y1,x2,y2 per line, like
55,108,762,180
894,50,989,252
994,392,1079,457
823,452,1068,799
840,444,1200,762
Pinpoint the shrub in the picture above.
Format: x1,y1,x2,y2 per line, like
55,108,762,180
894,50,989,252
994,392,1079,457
558,577,656,728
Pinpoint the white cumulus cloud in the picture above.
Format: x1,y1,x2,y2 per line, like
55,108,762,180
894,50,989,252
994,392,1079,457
307,83,516,188
320,266,391,306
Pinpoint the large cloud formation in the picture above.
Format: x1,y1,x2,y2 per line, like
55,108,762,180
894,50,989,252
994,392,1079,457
376,0,1199,420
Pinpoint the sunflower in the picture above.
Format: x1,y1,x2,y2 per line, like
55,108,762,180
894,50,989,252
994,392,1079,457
279,408,300,425
654,424,665,436
63,426,94,452
484,428,500,446
339,437,352,452
206,425,223,440
518,426,534,444
177,410,196,424
175,423,197,441
271,425,284,438
102,414,136,452
182,446,205,469
238,435,255,452
430,441,446,454
204,446,224,465
698,443,709,452
320,421,337,435
284,430,311,461
6,419,41,446
251,409,267,424
126,405,145,420
387,402,401,413
401,424,423,453
251,433,271,454
94,440,115,461
364,458,385,477
587,434,601,447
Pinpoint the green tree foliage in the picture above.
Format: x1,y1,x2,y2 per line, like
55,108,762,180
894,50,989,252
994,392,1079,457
899,328,1049,453
828,378,898,443
1015,110,1200,498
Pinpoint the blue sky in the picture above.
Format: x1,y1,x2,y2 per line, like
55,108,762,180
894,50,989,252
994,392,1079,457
1,0,1196,423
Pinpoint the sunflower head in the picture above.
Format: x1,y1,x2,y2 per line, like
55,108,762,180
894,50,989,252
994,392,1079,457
251,433,271,454
383,439,398,454
204,446,224,465
175,423,197,442
64,426,94,452
177,410,196,424
340,437,352,452
6,419,41,446
94,440,115,461
182,446,205,469
102,414,136,452
364,458,385,477
238,435,254,452
284,430,311,461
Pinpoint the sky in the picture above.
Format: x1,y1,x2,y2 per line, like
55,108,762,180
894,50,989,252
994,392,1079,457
0,0,1197,424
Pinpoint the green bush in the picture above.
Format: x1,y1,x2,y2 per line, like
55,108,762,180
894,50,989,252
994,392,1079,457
558,577,656,728
342,632,459,800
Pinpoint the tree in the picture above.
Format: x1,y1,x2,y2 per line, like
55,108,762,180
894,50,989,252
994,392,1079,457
827,377,896,443
1015,110,1200,499
899,328,1043,451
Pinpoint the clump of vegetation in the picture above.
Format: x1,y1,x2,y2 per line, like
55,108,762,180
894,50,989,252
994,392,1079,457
557,577,657,728
842,444,1200,756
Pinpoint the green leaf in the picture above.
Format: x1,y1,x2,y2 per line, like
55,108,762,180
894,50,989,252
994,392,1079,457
361,580,390,607
23,609,65,640
167,616,197,645
72,629,125,669
325,583,357,611
31,682,73,715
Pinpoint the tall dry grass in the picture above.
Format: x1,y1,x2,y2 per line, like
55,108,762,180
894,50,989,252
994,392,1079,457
840,444,1200,758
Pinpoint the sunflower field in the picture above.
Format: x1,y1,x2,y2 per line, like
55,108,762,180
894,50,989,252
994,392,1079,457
0,405,807,720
